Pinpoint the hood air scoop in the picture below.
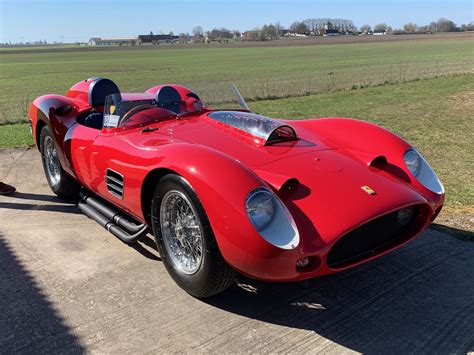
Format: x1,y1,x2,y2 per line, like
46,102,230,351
208,111,298,145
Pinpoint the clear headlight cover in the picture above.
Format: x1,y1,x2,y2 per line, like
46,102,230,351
246,188,275,231
245,187,299,249
404,148,444,194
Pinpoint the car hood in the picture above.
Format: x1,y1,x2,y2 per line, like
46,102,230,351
156,114,336,167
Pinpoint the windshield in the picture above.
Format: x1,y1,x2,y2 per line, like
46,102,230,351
103,93,168,128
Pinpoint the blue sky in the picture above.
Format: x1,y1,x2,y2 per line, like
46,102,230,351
1,0,473,42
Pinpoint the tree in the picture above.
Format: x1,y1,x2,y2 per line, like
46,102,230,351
192,26,204,36
244,29,260,41
359,24,371,33
208,28,233,42
265,24,279,40
192,26,204,43
403,23,418,33
427,21,438,32
436,18,457,32
374,23,388,32
179,33,190,43
303,18,319,35
290,21,309,35
462,21,474,31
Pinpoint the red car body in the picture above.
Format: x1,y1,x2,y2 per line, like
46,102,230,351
29,78,444,282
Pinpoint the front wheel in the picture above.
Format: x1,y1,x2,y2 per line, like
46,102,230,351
40,125,80,199
151,174,235,298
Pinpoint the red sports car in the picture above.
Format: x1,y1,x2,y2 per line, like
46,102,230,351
29,77,444,297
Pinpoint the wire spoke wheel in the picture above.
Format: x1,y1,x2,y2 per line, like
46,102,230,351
44,136,61,186
160,190,203,274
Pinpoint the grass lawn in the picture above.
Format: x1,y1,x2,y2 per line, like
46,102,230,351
1,75,472,218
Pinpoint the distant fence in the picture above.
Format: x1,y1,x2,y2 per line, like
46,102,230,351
191,60,473,105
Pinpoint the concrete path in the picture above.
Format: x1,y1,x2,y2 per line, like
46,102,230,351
1,147,473,354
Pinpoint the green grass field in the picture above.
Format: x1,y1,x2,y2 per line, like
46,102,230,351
0,36,472,124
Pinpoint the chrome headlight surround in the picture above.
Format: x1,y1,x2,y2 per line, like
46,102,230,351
245,187,299,250
404,148,444,194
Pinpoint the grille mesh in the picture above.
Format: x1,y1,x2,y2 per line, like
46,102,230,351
327,206,422,269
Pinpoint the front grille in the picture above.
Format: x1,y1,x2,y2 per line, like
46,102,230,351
327,205,423,269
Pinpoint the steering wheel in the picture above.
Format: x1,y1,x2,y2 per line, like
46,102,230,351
118,104,157,126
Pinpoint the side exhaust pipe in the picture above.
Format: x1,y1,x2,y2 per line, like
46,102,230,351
78,193,148,244
80,193,145,233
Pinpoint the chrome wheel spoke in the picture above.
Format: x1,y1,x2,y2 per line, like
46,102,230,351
160,190,203,274
44,136,61,186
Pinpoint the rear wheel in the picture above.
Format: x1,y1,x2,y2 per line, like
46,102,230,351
151,174,235,298
40,125,80,199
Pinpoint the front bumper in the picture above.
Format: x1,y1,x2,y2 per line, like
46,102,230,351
230,203,434,282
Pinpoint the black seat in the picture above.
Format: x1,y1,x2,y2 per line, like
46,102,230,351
84,112,104,129
155,86,182,114
83,78,120,129
88,78,120,108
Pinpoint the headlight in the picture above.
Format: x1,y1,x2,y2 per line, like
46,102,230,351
404,149,421,177
404,148,444,194
245,188,275,231
245,187,299,249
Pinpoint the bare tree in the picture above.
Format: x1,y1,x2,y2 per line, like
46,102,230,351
303,19,319,35
290,21,309,35
178,32,190,44
403,23,418,33
374,23,388,31
192,26,204,36
208,28,233,42
460,21,474,31
359,24,371,33
192,26,204,43
436,18,457,32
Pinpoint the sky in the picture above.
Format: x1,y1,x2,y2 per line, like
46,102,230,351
1,0,473,43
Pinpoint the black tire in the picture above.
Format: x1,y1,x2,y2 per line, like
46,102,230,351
40,125,80,199
151,174,235,298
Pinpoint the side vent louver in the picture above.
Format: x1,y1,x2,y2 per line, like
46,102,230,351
105,169,124,199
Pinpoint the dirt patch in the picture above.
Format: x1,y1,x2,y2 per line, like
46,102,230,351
447,90,474,112
435,206,474,239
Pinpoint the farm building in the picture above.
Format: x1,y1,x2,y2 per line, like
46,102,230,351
323,21,340,36
373,30,387,35
323,29,340,36
87,37,137,46
137,34,180,45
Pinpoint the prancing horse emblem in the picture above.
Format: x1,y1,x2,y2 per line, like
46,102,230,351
361,185,376,195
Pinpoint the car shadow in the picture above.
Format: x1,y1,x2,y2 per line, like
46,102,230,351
204,226,474,353
0,201,82,214
431,223,474,241
129,235,161,261
0,232,85,353
0,191,81,214
11,191,73,203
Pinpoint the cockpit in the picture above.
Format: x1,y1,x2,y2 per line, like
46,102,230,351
78,77,203,130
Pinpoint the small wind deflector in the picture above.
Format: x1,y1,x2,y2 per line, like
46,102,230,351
208,111,298,145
